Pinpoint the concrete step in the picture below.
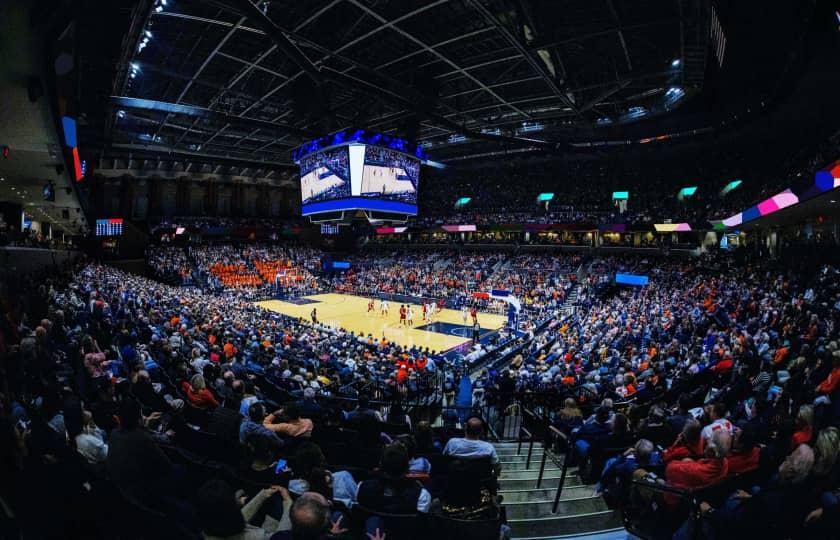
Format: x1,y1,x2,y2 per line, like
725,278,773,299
498,473,583,491
500,460,565,472
499,484,596,503
508,509,622,538
500,468,571,481
497,453,546,464
503,494,606,520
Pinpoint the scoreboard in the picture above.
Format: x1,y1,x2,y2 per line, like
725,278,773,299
95,218,123,236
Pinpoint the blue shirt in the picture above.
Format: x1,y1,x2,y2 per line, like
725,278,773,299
442,438,499,465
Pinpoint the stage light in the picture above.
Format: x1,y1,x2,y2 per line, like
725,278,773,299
537,192,554,202
671,59,681,67
2,146,8,158
612,191,629,200
145,30,152,38
155,5,163,12
117,110,126,118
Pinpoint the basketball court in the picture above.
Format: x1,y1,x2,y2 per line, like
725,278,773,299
256,293,507,354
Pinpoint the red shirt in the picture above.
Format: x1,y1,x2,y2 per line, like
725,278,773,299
726,447,760,476
666,457,728,492
818,367,840,394
663,438,705,463
181,381,219,409
792,426,813,448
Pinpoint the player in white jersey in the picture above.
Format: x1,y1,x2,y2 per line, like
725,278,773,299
381,299,389,316
462,305,468,325
406,305,414,326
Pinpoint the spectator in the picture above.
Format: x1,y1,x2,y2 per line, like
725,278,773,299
356,443,431,513
263,403,314,439
182,374,220,409
196,479,291,539
666,429,732,492
443,417,501,476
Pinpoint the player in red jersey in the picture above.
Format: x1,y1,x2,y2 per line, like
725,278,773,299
399,304,407,325
470,305,478,325
368,299,374,313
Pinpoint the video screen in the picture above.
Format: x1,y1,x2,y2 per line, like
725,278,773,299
299,147,351,205
360,146,419,204
95,218,123,237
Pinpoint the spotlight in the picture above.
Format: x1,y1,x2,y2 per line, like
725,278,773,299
145,30,152,38
671,59,681,67
155,5,163,12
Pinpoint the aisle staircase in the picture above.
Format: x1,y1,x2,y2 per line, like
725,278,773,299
494,442,623,539
560,284,580,317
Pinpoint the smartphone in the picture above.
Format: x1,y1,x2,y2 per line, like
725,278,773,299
274,459,288,474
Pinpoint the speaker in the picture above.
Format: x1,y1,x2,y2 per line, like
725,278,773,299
55,164,65,175
61,209,69,219
65,187,72,195
27,76,43,102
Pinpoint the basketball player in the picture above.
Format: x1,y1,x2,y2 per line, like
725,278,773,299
470,305,478,325
311,308,317,325
368,298,374,313
406,305,414,326
461,305,468,325
422,302,428,322
399,304,407,325
382,299,389,317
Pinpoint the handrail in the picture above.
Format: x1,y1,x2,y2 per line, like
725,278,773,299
547,425,571,512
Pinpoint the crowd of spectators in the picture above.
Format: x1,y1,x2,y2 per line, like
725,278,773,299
473,249,840,539
419,129,840,227
3,255,520,538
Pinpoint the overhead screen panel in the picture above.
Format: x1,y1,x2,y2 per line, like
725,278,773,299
299,147,351,205
300,143,420,217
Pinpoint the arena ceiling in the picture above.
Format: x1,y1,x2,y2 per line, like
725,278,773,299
71,0,832,181
74,0,717,173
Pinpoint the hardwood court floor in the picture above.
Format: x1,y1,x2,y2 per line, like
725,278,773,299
257,293,507,354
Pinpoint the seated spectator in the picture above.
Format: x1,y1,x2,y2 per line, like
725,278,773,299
726,424,761,476
792,404,815,448
637,407,675,448
553,397,583,435
386,401,411,430
414,421,440,455
196,479,291,539
443,417,501,476
395,434,431,476
599,439,662,494
240,402,284,447
182,374,220,409
284,492,349,540
666,429,731,492
238,381,260,418
663,418,704,463
263,403,313,439
700,402,733,442
346,395,383,424
65,408,108,465
296,387,322,419
356,443,431,514
106,399,175,508
573,406,613,460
